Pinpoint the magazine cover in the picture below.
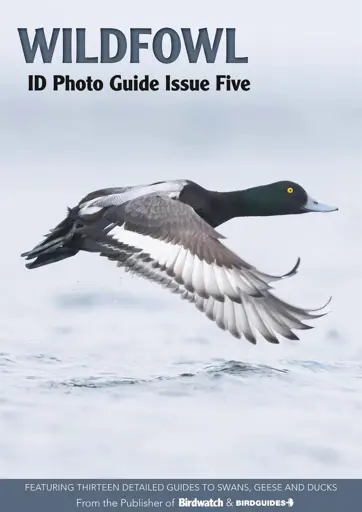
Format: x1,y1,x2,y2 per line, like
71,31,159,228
1,0,361,510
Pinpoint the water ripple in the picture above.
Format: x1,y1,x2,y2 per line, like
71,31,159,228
46,360,287,390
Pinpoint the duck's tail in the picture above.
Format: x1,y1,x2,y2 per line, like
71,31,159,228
21,209,80,269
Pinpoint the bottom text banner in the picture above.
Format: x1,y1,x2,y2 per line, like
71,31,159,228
0,479,359,511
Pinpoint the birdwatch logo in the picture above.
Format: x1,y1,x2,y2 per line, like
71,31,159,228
235,498,294,507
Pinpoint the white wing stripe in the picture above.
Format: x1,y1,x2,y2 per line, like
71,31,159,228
181,250,195,291
214,266,240,302
107,225,269,301
192,256,206,298
203,261,222,301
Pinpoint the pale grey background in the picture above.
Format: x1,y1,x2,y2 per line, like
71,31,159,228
0,0,361,478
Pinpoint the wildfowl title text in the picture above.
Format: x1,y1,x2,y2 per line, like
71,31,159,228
18,28,248,64
19,28,250,93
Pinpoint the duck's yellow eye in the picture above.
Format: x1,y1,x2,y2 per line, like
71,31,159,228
287,187,294,194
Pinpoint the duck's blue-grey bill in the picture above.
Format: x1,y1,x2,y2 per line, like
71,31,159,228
302,195,338,213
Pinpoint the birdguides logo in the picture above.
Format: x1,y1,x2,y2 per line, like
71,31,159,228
178,497,295,507
234,498,295,507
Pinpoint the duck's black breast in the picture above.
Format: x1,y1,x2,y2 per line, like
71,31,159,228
178,182,228,228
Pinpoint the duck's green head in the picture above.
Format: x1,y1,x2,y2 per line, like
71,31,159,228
241,181,338,217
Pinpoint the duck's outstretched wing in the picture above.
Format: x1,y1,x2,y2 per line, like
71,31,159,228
107,252,329,344
79,193,330,343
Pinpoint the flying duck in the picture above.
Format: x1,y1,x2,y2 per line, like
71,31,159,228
21,179,338,344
